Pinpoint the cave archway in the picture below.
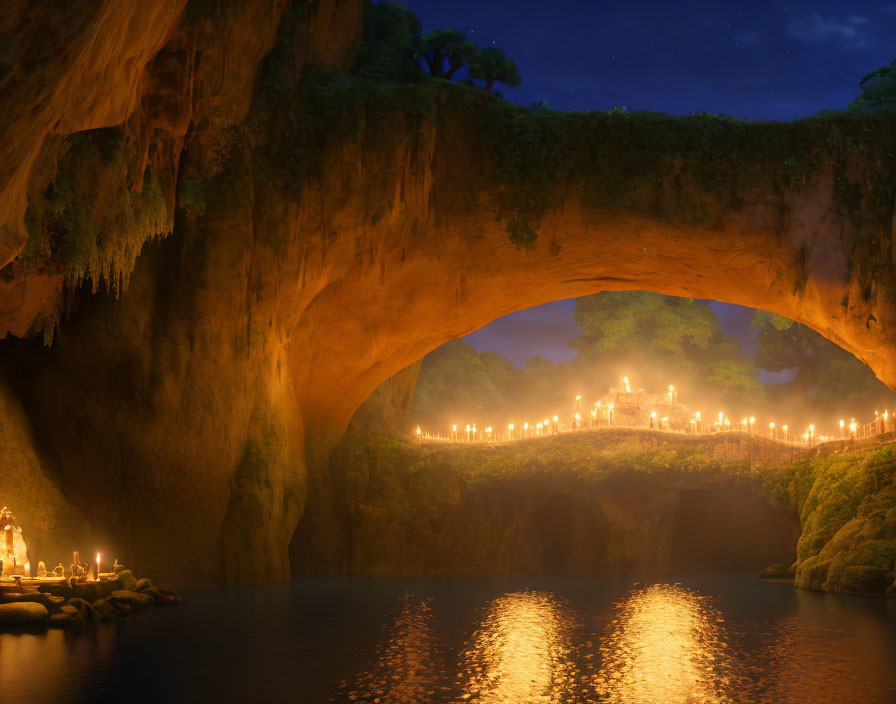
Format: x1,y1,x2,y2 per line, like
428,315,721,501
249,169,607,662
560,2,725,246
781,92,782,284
1,0,895,585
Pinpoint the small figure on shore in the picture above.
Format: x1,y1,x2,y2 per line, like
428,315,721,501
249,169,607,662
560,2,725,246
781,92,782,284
53,563,64,577
37,561,47,578
113,558,124,574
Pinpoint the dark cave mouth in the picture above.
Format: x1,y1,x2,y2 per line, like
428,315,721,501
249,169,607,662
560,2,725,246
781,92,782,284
522,486,799,576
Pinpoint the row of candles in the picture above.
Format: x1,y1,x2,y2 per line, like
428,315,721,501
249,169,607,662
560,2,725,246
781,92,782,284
415,379,893,447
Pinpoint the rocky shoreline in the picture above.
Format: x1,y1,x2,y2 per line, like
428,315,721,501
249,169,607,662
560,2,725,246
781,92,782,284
0,570,179,631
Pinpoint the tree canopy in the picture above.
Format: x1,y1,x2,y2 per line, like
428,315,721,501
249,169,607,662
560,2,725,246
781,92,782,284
410,340,504,429
412,29,479,79
354,2,521,91
468,47,522,91
571,292,762,406
751,311,896,413
850,59,896,111
354,1,422,80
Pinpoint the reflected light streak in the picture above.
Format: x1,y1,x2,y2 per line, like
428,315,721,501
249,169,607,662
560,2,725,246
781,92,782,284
458,590,578,704
347,595,441,703
595,584,735,704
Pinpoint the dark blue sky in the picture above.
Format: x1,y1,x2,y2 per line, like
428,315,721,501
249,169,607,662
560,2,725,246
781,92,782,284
402,0,895,366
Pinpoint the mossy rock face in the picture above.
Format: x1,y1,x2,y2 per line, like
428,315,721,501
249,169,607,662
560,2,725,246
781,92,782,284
786,442,896,596
839,565,894,595
91,598,121,621
21,126,170,295
133,577,155,592
252,58,896,258
109,589,154,610
64,597,100,620
0,601,49,627
116,569,138,591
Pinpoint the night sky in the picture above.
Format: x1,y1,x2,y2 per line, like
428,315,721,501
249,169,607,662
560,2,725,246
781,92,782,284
401,0,895,368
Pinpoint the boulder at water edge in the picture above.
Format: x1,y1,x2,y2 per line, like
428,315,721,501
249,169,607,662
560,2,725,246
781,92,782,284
0,602,49,627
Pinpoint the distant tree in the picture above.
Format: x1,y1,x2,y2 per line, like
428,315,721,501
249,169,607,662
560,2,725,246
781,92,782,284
573,292,716,354
354,1,423,80
751,311,896,407
413,29,479,79
468,47,521,91
850,59,896,111
571,292,762,402
409,340,503,428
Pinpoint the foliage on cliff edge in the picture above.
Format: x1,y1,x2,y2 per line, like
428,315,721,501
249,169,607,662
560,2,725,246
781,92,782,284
787,442,896,596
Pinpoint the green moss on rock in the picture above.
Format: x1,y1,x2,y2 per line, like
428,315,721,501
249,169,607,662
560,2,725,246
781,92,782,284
783,442,896,596
21,127,170,294
0,601,49,627
251,55,896,259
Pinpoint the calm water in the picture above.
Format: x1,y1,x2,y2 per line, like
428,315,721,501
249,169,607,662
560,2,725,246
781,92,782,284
2,574,895,703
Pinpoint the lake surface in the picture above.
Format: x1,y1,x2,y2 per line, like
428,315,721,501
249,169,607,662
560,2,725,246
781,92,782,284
2,574,895,703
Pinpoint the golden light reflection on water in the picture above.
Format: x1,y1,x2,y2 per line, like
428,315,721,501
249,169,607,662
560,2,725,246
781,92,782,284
594,583,735,704
344,595,442,703
456,590,580,704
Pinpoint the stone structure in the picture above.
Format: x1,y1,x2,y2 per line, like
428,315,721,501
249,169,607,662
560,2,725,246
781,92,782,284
1,507,29,576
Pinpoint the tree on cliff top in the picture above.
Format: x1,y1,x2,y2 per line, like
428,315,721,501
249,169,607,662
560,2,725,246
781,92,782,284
469,47,522,92
413,29,480,80
850,59,896,111
355,1,423,80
